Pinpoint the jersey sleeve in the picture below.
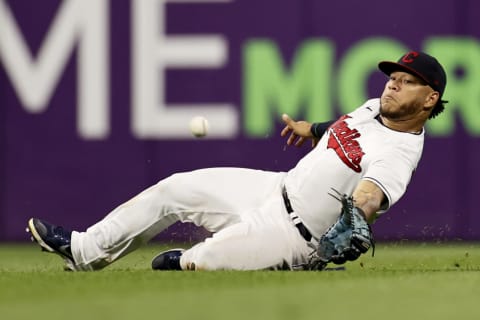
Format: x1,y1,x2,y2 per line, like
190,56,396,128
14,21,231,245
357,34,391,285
362,143,419,214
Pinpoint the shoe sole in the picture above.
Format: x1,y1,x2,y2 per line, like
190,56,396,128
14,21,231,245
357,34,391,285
27,218,57,254
26,218,77,271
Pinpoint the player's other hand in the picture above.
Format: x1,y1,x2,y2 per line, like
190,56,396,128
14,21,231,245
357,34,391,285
281,114,318,148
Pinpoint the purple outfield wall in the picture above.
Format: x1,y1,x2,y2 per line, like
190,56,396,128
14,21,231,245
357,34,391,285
1,0,480,242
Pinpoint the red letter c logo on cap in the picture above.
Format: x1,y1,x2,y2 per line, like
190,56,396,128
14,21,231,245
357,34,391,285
402,51,419,63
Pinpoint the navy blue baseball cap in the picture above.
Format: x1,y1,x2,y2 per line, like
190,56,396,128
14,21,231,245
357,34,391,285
378,51,447,97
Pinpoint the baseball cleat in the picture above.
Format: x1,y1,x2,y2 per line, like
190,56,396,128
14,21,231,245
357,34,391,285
27,218,77,270
151,248,185,270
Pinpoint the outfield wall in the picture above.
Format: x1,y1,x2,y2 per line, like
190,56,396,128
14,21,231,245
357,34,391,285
1,0,480,241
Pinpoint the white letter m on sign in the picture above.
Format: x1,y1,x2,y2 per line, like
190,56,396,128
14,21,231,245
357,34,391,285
0,0,109,139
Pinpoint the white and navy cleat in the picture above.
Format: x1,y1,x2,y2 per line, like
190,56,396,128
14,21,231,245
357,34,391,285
27,218,77,271
151,249,185,270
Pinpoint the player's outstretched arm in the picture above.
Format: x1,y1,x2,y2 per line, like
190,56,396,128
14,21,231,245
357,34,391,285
281,114,334,148
281,114,316,147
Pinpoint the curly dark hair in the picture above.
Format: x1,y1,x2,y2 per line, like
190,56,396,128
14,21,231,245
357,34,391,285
429,99,448,119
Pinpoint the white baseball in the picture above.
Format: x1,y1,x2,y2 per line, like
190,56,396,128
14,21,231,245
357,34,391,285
189,116,209,138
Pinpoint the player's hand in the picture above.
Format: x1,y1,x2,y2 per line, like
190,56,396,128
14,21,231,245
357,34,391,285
280,114,318,148
310,190,375,270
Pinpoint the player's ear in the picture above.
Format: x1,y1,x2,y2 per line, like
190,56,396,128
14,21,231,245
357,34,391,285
423,91,439,110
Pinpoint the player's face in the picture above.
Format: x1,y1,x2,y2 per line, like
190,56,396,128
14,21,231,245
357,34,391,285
380,71,437,120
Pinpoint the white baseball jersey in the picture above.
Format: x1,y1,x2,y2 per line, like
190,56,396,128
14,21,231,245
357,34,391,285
285,98,424,238
70,98,424,271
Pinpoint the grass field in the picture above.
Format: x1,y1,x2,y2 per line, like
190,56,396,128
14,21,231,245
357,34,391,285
1,242,479,320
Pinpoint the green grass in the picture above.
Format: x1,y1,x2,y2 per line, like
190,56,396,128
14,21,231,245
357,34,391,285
1,242,479,320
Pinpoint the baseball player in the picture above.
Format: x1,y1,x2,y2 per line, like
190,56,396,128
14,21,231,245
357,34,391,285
27,51,447,271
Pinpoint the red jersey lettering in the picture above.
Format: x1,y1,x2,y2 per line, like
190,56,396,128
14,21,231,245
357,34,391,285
327,116,365,172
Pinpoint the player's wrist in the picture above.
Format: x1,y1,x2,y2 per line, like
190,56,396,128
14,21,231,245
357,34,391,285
310,121,334,138
310,123,320,137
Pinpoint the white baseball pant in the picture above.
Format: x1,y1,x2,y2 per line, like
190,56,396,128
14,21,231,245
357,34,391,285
70,167,313,271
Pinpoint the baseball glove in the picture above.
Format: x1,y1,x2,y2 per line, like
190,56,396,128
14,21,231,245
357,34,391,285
307,189,375,270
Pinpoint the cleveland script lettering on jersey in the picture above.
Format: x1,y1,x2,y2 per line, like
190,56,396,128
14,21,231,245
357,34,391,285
327,115,364,173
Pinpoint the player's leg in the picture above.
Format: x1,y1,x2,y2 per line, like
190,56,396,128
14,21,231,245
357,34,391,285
179,195,313,271
37,167,284,270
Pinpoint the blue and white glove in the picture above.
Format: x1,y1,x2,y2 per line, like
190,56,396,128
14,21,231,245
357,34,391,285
308,189,375,270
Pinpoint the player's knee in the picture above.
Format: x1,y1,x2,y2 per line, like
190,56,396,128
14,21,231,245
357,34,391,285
156,172,183,191
155,173,189,199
